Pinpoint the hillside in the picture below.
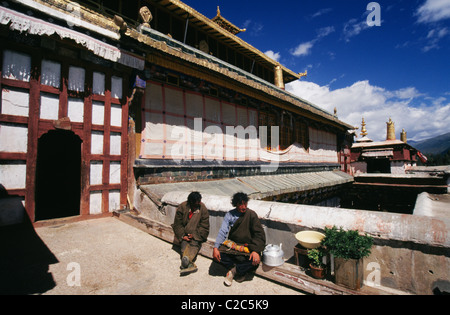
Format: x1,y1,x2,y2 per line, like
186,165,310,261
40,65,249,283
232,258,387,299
409,132,450,155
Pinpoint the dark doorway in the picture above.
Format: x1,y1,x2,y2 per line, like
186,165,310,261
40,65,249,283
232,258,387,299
35,130,82,221
367,158,391,173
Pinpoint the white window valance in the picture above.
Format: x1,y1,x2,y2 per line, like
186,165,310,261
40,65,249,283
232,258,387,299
0,6,144,70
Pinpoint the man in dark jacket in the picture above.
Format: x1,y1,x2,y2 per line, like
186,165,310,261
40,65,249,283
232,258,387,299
212,192,266,286
172,191,210,275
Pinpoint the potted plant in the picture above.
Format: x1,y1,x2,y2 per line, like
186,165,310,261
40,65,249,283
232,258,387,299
307,248,326,279
321,226,373,290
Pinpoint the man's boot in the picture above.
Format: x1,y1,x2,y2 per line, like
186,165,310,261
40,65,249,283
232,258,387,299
180,262,198,275
180,242,199,275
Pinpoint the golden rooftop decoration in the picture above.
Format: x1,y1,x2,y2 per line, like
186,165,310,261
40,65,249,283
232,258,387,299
386,118,396,140
356,117,373,142
212,6,246,35
298,70,308,78
360,117,368,136
113,15,128,33
401,129,407,143
139,6,153,29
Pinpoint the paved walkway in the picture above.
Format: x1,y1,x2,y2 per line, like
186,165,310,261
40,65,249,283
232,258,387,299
2,217,304,295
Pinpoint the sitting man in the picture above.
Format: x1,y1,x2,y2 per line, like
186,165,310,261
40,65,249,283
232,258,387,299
172,191,210,275
213,192,266,286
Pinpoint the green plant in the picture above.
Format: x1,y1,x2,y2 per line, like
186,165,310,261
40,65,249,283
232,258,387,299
307,248,325,268
321,226,373,260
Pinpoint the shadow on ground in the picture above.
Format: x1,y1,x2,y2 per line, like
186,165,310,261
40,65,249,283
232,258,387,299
0,216,58,295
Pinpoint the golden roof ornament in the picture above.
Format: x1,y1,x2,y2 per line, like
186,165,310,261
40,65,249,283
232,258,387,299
298,70,308,78
212,6,246,35
355,117,373,143
360,117,368,136
113,15,128,33
386,118,396,140
139,6,153,28
401,129,407,143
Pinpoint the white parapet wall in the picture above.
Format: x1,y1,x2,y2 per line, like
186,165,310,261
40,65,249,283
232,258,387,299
160,191,450,248
133,190,450,294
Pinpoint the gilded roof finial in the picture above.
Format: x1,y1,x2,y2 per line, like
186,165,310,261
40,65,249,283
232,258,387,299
386,117,396,140
360,117,368,137
401,129,407,143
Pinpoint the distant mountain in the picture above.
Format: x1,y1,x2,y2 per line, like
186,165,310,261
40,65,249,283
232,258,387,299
409,132,450,155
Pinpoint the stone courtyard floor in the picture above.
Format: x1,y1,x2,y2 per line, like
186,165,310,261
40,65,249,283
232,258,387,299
1,216,304,296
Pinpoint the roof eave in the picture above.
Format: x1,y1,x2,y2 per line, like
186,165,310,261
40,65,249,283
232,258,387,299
162,0,302,81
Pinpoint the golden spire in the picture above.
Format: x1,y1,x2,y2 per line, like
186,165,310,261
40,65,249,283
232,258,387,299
386,117,396,140
360,117,368,137
401,129,407,143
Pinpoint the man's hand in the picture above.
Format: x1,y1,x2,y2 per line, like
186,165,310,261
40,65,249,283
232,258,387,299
213,247,221,263
182,234,193,241
249,251,260,266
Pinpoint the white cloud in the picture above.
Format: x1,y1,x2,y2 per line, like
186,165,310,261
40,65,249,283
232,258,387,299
264,50,281,62
310,8,333,19
291,41,314,57
290,26,335,57
423,26,449,51
391,87,423,100
416,0,450,23
286,80,450,142
317,26,335,38
414,0,450,52
342,18,371,42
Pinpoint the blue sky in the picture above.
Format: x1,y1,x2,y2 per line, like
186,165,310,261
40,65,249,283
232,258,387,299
182,0,450,141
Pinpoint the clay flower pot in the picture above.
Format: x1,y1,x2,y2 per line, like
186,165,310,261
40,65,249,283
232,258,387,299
310,264,326,279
